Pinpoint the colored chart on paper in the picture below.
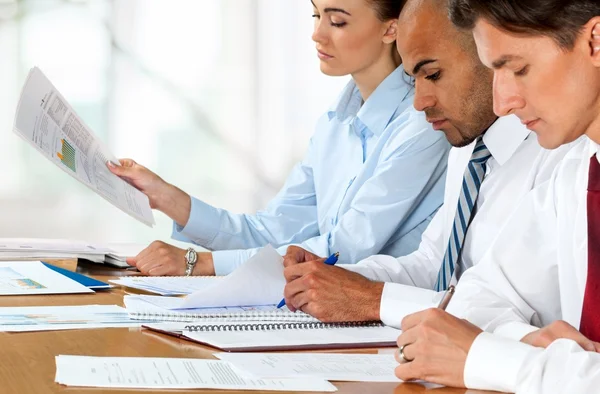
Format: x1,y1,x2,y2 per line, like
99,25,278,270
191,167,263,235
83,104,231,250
57,139,76,172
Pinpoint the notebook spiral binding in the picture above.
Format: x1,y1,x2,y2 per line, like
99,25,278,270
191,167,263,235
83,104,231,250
184,320,383,332
129,310,319,323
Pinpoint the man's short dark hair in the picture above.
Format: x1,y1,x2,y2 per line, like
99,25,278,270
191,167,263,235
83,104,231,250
449,0,600,49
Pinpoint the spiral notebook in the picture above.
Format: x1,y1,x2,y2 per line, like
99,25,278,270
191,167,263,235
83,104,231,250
125,295,318,323
143,321,400,352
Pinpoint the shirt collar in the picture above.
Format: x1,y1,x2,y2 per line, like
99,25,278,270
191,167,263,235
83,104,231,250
327,65,413,136
482,115,531,166
586,136,600,162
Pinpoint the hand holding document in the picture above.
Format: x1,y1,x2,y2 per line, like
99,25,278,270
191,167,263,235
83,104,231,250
13,67,154,226
55,355,337,391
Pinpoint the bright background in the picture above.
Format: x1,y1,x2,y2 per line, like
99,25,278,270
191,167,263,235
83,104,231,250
0,0,348,247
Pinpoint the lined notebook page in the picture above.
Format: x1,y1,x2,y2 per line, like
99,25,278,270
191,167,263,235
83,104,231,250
125,295,317,322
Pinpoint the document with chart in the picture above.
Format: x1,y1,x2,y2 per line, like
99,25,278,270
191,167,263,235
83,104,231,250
13,67,154,226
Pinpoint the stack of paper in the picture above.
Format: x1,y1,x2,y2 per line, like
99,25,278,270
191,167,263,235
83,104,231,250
143,321,400,351
103,242,148,267
0,305,150,332
110,276,222,295
0,238,111,263
55,355,337,391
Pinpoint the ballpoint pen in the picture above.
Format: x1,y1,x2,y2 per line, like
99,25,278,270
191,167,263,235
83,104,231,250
437,285,455,310
276,252,339,309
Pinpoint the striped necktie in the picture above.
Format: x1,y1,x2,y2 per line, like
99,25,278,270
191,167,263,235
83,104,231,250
435,138,492,291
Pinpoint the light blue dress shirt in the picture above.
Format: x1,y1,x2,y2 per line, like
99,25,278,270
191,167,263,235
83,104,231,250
173,65,451,275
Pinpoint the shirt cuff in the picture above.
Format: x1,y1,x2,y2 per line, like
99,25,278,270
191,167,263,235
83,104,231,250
212,248,258,276
493,321,539,341
379,283,440,328
171,197,220,246
464,332,536,393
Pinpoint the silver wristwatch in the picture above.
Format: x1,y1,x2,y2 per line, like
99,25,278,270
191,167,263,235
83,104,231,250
184,247,198,276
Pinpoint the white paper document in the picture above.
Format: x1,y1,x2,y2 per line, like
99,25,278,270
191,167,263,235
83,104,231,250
54,355,337,391
181,245,285,308
0,261,92,295
13,67,154,226
0,305,148,332
0,238,112,262
110,276,222,296
215,353,402,382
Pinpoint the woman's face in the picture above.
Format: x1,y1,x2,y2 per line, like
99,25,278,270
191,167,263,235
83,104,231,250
311,0,395,76
473,18,600,149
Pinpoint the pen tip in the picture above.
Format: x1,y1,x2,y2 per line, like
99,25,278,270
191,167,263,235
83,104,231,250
334,252,339,257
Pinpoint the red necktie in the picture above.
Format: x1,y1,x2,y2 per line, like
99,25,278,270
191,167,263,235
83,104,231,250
580,155,600,341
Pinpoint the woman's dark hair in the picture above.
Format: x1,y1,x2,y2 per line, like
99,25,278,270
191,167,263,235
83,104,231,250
369,0,403,21
449,0,600,49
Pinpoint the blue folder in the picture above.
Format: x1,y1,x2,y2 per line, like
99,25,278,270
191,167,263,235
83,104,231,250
42,262,111,290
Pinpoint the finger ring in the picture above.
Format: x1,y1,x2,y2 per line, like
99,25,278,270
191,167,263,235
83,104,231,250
398,344,413,363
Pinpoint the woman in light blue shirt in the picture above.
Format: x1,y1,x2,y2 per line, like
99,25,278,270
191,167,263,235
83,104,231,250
108,0,451,276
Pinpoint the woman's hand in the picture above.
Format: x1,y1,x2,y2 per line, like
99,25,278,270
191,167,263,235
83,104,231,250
126,241,216,276
108,159,191,226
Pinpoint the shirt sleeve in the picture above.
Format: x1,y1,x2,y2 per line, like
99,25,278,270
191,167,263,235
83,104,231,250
288,116,448,266
202,115,448,275
447,178,561,340
171,136,320,253
464,333,600,394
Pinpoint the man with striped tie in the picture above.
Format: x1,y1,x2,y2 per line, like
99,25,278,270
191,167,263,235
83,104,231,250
280,0,578,325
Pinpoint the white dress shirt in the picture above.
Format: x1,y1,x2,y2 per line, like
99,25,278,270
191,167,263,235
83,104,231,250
448,136,600,393
342,115,575,328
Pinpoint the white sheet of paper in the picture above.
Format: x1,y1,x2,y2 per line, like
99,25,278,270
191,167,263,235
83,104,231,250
181,245,285,308
54,355,337,391
215,353,402,382
110,276,221,295
13,67,154,226
0,305,147,332
0,261,92,295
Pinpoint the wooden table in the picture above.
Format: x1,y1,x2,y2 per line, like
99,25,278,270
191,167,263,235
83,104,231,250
0,260,496,394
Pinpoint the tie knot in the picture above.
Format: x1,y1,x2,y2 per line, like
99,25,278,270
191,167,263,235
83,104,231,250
470,138,492,165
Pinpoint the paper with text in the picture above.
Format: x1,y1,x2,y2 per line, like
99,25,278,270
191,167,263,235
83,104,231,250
215,353,402,382
54,355,337,391
13,67,154,226
0,261,92,295
0,305,148,332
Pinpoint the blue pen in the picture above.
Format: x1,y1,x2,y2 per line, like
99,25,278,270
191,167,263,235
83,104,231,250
276,252,339,309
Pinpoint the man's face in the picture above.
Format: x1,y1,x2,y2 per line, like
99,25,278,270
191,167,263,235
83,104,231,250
397,8,496,147
473,19,600,149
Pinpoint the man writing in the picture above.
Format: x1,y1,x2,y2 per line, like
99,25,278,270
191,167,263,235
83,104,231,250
280,0,575,329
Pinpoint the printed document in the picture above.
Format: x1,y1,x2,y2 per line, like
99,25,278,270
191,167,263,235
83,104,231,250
215,353,401,382
0,238,112,262
0,305,148,332
13,67,154,226
0,261,92,295
54,355,337,391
